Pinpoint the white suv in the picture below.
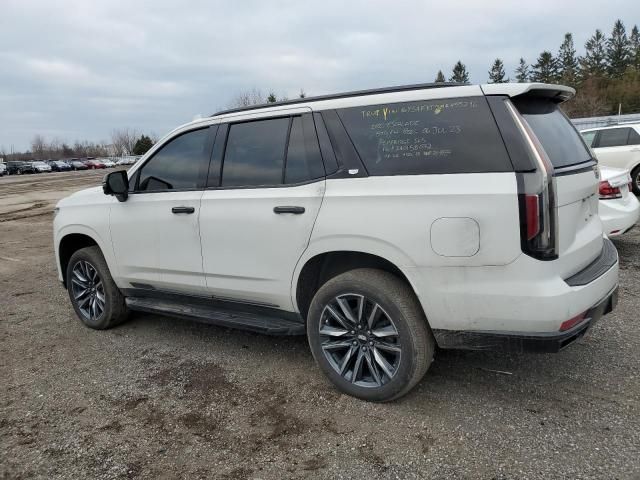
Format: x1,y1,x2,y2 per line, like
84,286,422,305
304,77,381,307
54,83,619,401
581,123,640,194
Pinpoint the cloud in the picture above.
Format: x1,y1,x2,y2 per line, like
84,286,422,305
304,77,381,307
0,0,638,151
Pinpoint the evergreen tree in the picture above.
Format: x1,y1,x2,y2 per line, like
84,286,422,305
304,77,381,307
531,51,559,83
434,70,446,82
558,33,579,86
514,58,529,82
449,61,470,83
580,29,607,78
132,135,153,155
606,19,631,78
630,25,640,71
267,92,277,103
488,58,508,83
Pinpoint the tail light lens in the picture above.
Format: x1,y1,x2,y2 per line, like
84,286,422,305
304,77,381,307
599,180,622,199
524,194,540,240
505,101,558,260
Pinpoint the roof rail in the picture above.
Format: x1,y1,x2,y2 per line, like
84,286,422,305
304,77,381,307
211,82,465,117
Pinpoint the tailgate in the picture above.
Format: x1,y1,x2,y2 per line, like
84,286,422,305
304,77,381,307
514,97,603,277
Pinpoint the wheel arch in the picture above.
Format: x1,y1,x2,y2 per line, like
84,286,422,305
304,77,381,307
57,229,113,288
293,249,423,322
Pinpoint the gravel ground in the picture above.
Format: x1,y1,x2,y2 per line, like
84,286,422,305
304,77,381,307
1,170,639,479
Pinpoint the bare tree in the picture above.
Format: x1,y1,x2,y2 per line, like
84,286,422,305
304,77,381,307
31,134,46,159
110,128,139,156
228,88,265,108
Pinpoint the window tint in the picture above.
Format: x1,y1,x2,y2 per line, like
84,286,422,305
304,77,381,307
598,128,630,148
222,118,289,187
284,117,325,184
336,96,512,176
629,128,640,145
514,99,591,168
137,129,209,191
581,131,597,148
313,112,339,174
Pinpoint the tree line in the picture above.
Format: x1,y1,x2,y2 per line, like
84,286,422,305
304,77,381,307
1,128,157,162
434,19,640,117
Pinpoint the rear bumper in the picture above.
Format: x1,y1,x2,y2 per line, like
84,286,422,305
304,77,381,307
599,194,640,237
433,285,618,353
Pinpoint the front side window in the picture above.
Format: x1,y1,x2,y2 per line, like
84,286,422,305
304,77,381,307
597,128,630,148
137,128,209,191
336,96,512,176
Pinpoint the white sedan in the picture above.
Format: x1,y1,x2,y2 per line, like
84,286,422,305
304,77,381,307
599,166,640,237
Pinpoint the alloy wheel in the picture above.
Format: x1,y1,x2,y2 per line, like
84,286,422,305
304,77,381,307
319,294,401,388
70,260,106,321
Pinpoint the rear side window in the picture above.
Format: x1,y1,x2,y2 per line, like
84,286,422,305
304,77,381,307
221,116,324,187
629,128,640,145
514,99,592,168
597,128,630,148
284,117,325,184
581,131,597,147
137,128,209,191
222,118,289,187
336,96,512,176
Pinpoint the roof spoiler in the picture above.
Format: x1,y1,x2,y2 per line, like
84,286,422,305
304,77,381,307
481,83,575,103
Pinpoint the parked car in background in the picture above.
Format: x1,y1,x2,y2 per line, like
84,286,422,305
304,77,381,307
581,123,640,194
101,159,116,168
598,166,640,236
54,82,619,402
0,163,6,176
7,161,38,174
49,160,72,172
32,161,52,173
71,161,88,171
84,159,106,169
116,156,140,166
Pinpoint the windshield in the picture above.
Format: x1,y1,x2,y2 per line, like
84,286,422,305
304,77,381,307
513,98,592,168
33,162,47,166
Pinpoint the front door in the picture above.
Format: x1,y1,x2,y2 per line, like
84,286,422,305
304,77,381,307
110,127,214,294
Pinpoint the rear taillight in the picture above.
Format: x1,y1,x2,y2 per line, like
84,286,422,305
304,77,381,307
599,180,622,200
506,100,558,260
524,194,540,240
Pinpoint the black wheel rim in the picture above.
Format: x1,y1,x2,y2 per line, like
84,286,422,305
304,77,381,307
70,260,105,321
319,294,401,388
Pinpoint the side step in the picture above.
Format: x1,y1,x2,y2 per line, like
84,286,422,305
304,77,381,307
125,296,306,335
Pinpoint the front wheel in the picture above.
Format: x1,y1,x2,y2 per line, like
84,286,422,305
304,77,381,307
307,269,435,402
66,246,129,329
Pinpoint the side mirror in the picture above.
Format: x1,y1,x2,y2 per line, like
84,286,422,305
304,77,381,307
103,170,129,202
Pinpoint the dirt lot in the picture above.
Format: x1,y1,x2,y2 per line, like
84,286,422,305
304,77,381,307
1,170,639,479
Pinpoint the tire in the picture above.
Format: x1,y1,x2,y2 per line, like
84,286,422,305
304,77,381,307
307,268,435,402
631,165,640,196
65,246,129,329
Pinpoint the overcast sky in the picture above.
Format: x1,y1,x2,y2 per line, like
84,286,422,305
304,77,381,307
1,0,638,152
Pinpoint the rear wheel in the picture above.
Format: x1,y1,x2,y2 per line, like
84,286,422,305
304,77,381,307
631,165,640,196
66,246,129,329
307,269,434,402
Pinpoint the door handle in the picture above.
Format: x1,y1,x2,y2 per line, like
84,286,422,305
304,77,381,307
172,206,195,214
273,206,305,214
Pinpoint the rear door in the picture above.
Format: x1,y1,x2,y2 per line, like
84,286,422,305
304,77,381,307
199,112,326,310
513,98,602,276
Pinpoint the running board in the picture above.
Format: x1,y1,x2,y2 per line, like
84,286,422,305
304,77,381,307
125,296,305,335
